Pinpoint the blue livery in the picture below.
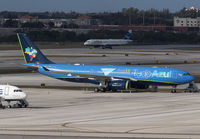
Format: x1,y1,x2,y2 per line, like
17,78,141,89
17,33,194,92
123,30,132,40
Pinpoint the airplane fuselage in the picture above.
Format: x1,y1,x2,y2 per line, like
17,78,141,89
35,64,194,86
84,39,132,46
0,85,26,101
0,85,28,108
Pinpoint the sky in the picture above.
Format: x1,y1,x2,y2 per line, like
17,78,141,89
0,0,200,13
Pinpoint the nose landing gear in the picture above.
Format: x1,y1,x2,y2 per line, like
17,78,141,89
7,100,29,108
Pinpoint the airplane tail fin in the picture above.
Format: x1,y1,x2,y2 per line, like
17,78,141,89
123,30,132,40
17,33,54,64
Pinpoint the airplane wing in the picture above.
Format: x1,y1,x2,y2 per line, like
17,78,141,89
42,66,137,81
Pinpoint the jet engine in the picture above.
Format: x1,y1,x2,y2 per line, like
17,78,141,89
130,81,149,89
107,80,149,91
108,80,130,91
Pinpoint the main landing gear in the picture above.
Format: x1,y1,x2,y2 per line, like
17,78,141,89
94,87,117,92
94,82,116,92
102,46,112,49
152,85,158,92
171,85,177,93
94,81,109,92
94,87,107,92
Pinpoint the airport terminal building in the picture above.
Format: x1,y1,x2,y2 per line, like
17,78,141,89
174,17,200,27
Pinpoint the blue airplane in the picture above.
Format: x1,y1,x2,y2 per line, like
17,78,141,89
17,33,194,93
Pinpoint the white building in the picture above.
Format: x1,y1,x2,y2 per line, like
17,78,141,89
174,17,200,27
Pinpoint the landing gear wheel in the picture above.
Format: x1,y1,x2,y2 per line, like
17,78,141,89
19,104,23,108
14,103,22,108
94,88,100,92
7,101,11,108
102,88,106,92
171,85,177,93
24,104,28,108
111,89,117,92
171,89,176,93
94,87,107,92
19,100,29,108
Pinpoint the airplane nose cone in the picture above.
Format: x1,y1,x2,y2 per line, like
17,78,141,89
189,75,195,82
21,92,27,99
185,75,195,84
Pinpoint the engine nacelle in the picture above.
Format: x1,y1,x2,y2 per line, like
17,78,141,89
108,80,130,90
130,81,149,89
107,81,149,91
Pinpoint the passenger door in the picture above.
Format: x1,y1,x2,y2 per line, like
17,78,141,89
172,70,178,79
4,86,9,95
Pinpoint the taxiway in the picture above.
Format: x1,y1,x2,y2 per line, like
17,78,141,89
1,45,200,138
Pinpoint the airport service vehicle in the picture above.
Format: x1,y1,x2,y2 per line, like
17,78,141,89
84,30,132,49
0,84,28,108
17,33,194,93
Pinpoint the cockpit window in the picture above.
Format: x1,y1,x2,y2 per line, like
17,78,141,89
14,89,22,92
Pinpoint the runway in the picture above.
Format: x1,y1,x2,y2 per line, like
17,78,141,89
1,44,200,138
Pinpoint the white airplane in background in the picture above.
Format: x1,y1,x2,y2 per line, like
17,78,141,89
0,84,28,108
84,30,132,49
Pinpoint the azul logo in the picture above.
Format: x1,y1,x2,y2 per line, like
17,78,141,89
25,47,37,61
133,69,172,79
101,68,115,76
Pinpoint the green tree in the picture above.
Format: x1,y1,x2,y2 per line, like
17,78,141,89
175,7,199,18
122,7,139,25
3,19,18,28
21,22,44,28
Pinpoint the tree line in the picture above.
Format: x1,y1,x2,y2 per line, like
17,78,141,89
0,30,200,45
0,7,199,27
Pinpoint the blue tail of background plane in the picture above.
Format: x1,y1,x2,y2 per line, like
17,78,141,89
17,33,54,64
123,30,132,40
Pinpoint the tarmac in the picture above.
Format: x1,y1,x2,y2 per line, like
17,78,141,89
1,45,200,138
1,89,200,139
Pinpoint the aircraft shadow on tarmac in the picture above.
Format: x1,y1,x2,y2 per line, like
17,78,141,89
1,106,52,109
26,106,52,109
